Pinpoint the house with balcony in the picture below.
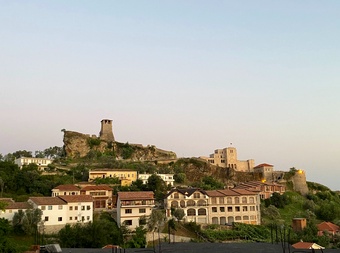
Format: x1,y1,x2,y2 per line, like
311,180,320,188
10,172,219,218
165,188,261,225
164,188,210,223
51,184,81,197
138,173,175,186
116,191,155,229
88,169,138,186
80,185,113,210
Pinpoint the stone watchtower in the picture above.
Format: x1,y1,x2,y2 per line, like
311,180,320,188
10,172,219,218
99,119,115,142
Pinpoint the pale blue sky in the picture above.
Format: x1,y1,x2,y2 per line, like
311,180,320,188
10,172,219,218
1,1,340,189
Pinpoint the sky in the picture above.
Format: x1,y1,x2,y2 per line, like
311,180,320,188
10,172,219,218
1,1,340,190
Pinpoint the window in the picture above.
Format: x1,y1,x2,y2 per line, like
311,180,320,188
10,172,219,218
235,206,240,212
58,217,62,222
82,216,85,221
124,220,132,226
212,207,217,212
219,197,224,204
228,206,233,212
48,206,52,210
211,198,217,204
187,209,196,216
250,206,255,211
249,197,254,203
74,217,77,221
174,193,179,199
125,209,132,214
139,208,146,213
242,197,247,204
220,207,225,212
198,208,206,216
69,217,73,221
194,193,200,198
75,206,78,210
243,206,248,212
58,205,63,210
87,216,90,220
45,216,49,221
235,197,239,204
81,206,85,211
41,206,46,210
227,197,232,204
69,206,73,211
87,205,91,210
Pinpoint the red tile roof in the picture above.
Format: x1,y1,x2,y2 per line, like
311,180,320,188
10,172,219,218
53,184,80,191
0,198,14,204
118,191,154,201
58,195,93,203
292,242,324,249
317,221,339,233
81,185,113,191
6,202,31,210
29,197,66,205
254,163,274,168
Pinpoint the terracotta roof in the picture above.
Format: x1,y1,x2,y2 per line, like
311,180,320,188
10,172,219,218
205,190,226,197
254,163,274,168
90,168,137,172
317,221,339,232
118,191,154,200
58,195,93,203
29,197,66,205
292,242,324,249
81,185,113,191
53,184,80,191
0,198,14,204
6,202,31,210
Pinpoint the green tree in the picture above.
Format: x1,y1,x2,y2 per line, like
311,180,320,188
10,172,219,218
172,208,185,221
147,209,166,232
147,174,167,201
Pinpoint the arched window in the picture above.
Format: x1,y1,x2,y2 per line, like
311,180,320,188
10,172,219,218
242,197,247,204
227,197,232,204
180,200,186,208
235,197,240,204
243,216,249,220
198,208,206,216
171,201,178,208
187,200,195,207
187,208,196,216
235,216,241,221
219,197,224,204
249,197,254,203
197,200,206,206
174,193,179,199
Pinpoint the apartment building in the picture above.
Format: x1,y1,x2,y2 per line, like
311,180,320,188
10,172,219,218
138,173,175,186
28,195,93,233
88,169,137,186
199,147,254,172
116,191,155,229
80,185,113,210
165,188,261,225
14,157,53,171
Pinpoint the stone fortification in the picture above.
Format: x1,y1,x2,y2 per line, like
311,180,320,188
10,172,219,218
62,119,177,161
292,170,309,195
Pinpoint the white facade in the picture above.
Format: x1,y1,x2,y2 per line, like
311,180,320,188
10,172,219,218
15,157,53,171
138,173,175,186
0,199,30,221
116,191,155,230
51,184,81,197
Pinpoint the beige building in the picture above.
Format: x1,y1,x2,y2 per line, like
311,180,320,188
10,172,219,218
88,169,137,186
52,184,80,197
116,191,155,230
14,157,53,171
199,147,254,172
233,180,285,199
80,185,113,210
164,188,261,225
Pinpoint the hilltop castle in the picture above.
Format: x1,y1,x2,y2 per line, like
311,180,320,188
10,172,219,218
99,119,115,142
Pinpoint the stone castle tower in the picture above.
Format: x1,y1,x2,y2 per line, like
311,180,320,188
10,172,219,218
99,119,115,142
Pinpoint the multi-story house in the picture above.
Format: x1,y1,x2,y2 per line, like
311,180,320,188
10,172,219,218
57,195,93,224
28,195,93,233
233,181,285,199
164,188,209,223
165,188,261,225
80,185,113,210
51,184,81,197
138,173,175,186
14,157,53,171
0,198,30,221
88,169,138,186
116,191,155,229
199,147,254,172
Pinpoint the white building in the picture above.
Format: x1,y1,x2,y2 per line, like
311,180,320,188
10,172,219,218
15,157,53,171
116,191,155,230
0,198,30,221
52,184,81,197
138,173,175,186
164,188,261,225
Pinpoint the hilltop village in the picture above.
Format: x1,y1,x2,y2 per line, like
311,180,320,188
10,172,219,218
1,119,340,252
